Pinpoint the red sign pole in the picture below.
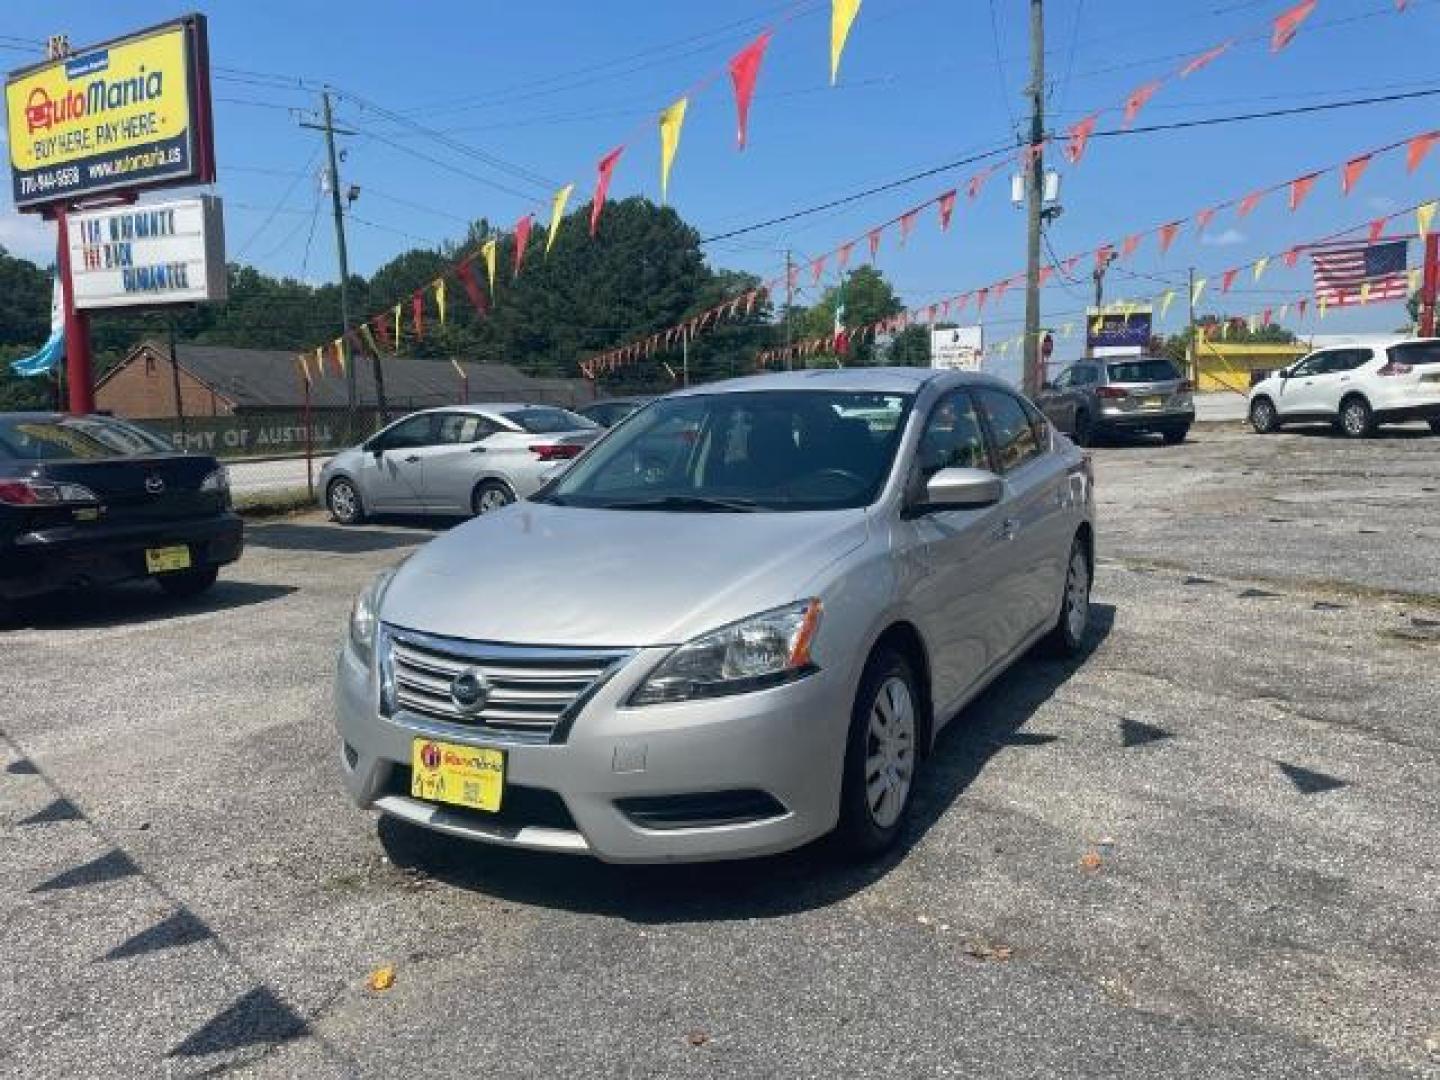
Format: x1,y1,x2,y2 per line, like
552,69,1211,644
1421,232,1439,338
53,206,95,414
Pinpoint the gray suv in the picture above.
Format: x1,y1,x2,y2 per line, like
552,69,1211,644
1037,356,1194,445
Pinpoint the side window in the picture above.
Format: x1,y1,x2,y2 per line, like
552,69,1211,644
974,388,1043,473
1291,352,1326,377
1074,366,1098,386
437,413,493,444
916,391,989,476
1051,368,1073,391
1338,349,1373,372
380,415,436,450
1019,396,1052,449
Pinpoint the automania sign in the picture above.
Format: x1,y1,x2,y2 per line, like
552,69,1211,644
5,15,215,209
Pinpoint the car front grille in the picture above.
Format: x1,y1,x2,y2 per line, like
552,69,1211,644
379,625,632,743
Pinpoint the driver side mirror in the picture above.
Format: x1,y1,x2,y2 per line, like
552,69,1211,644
913,467,1004,513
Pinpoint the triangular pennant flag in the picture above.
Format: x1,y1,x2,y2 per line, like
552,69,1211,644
1284,247,1301,268
591,146,624,237
1195,207,1216,234
967,167,993,200
867,227,882,261
451,358,466,381
1123,80,1162,127
898,208,919,246
1288,173,1318,211
513,214,533,277
837,242,855,270
1221,268,1239,293
810,254,827,285
1121,234,1142,259
1318,297,1328,319
1160,289,1176,319
1065,114,1098,165
1272,0,1317,52
830,0,862,85
411,292,424,340
1180,40,1233,78
1419,201,1438,237
1409,268,1422,295
371,312,391,350
1158,222,1181,254
457,260,489,318
1369,217,1388,243
1406,132,1440,173
1253,256,1269,282
976,287,989,311
434,278,447,325
1091,315,1104,335
546,184,574,256
333,338,347,374
937,190,957,231
1262,307,1273,325
1038,265,1053,286
1192,277,1207,306
1341,154,1372,195
729,32,770,149
482,238,498,294
1094,244,1115,269
1298,298,1308,317
358,324,378,359
658,98,688,202
393,303,403,350
1238,190,1264,217
1279,303,1289,321
296,353,311,384
1062,255,1081,275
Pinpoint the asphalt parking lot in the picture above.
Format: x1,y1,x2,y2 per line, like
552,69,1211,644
2,425,1437,1078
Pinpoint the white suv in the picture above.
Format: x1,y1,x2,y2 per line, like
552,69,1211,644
1248,338,1440,438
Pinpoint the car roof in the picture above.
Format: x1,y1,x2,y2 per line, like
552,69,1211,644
1309,336,1440,351
407,402,572,417
667,366,1012,398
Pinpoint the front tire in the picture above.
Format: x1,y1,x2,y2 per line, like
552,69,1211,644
1249,397,1279,434
835,650,920,860
1427,418,1440,435
1161,425,1190,445
472,479,516,515
327,478,365,525
156,566,219,599
1339,395,1374,439
1040,536,1092,657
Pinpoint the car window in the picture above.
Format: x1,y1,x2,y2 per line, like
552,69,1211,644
1074,366,1099,386
1018,396,1052,449
1290,353,1326,377
1051,369,1073,391
1335,349,1373,372
502,407,597,434
379,414,436,450
917,391,988,476
1389,341,1440,366
974,388,1044,472
436,413,491,444
0,416,172,460
1106,358,1181,383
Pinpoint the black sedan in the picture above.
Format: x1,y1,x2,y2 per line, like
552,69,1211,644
0,413,243,609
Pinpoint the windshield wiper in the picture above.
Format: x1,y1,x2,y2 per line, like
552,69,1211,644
603,495,760,512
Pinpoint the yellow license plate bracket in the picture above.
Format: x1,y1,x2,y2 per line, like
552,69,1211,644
144,545,192,573
411,739,504,812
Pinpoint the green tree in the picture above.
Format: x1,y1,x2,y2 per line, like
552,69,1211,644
795,264,904,367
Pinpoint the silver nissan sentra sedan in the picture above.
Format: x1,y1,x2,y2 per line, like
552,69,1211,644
335,367,1095,863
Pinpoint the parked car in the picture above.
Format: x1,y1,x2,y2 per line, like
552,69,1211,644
335,368,1095,863
320,404,601,523
1036,356,1194,445
577,396,654,428
1247,337,1440,438
0,413,242,611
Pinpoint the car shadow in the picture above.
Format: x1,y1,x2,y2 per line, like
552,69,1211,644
245,521,444,554
1280,423,1433,440
2,579,297,631
378,603,1116,922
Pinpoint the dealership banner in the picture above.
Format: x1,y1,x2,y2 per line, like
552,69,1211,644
67,195,227,309
1086,305,1153,355
5,16,214,209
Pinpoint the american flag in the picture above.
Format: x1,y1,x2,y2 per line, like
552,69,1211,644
1311,240,1409,306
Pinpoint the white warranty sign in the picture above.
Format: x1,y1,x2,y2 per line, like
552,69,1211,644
67,195,226,309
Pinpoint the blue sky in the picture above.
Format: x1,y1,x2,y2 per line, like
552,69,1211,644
5,0,1440,367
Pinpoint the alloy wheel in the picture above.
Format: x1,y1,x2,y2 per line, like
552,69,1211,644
865,676,916,829
1065,548,1091,643
329,481,359,523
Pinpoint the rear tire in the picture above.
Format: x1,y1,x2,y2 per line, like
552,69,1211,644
472,480,515,515
327,478,365,525
1161,425,1190,445
835,650,920,861
1249,397,1279,434
1428,418,1440,435
1040,536,1092,658
156,566,219,599
1339,395,1375,439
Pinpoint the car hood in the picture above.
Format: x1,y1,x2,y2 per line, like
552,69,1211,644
380,501,870,647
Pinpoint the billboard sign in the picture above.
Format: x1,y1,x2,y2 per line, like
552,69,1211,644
68,196,226,309
1086,305,1153,355
5,15,214,210
930,325,983,371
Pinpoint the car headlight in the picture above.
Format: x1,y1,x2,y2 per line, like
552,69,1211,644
348,568,396,666
630,599,822,705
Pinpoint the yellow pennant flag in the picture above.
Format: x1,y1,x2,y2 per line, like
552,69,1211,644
358,324,377,359
334,338,348,374
482,238,498,294
1191,277,1207,306
831,0,862,85
658,98,688,203
314,346,324,376
394,304,403,350
1247,315,1258,333
1159,289,1176,319
1419,200,1438,237
1091,316,1103,335
1359,281,1372,305
451,358,465,380
1409,268,1422,294
1253,256,1269,282
298,353,312,384
1219,320,1230,340
435,278,447,325
1317,297,1328,319
546,183,574,255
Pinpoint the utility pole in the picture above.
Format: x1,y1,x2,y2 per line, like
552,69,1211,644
1086,250,1117,358
1021,0,1045,398
783,248,795,371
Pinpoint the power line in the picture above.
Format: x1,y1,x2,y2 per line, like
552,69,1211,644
232,149,319,259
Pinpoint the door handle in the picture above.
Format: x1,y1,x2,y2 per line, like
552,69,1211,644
470,445,487,453
404,455,421,463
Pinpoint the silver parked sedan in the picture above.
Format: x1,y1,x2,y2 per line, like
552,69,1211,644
335,368,1095,863
320,404,600,523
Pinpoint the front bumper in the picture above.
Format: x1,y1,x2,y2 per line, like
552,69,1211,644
334,641,853,863
0,512,244,600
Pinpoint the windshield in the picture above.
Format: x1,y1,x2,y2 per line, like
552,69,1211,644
1107,359,1181,383
502,406,598,434
541,390,912,512
1389,341,1440,366
0,416,173,460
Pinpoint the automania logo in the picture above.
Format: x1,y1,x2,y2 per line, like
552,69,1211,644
25,67,166,135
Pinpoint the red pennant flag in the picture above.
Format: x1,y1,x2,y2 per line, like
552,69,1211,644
1237,190,1264,217
937,189,957,231
457,260,489,317
1123,80,1162,127
1094,244,1114,270
513,214,533,277
1406,132,1440,173
810,255,827,285
1283,247,1301,268
954,293,970,312
1298,299,1309,317
976,287,989,311
1179,40,1233,78
1065,114,1098,165
867,228,883,261
1221,268,1238,293
995,277,1012,301
371,312,391,349
898,208,919,246
1158,222,1181,254
1038,265,1053,286
1288,173,1318,211
411,292,424,340
1195,207,1217,234
1262,307,1273,325
940,299,952,317
967,167,994,200
728,32,770,150
590,146,624,237
1341,154,1372,195
1369,217,1387,243
1272,0,1317,52
1121,234,1142,259
1062,255,1081,276
837,242,855,270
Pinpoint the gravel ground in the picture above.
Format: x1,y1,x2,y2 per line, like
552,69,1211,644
1,424,1437,1078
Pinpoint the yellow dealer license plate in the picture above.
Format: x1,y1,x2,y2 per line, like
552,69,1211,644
144,545,191,573
411,739,504,812
1142,396,1165,409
